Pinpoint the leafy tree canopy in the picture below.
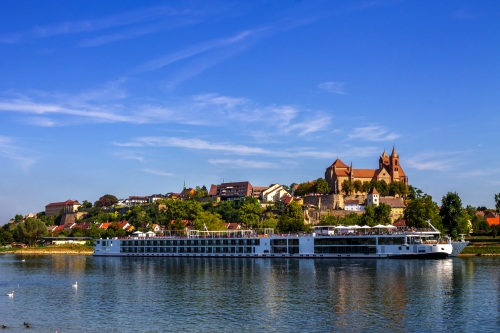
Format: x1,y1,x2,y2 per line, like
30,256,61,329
193,211,226,231
95,194,118,208
440,192,464,238
403,186,442,230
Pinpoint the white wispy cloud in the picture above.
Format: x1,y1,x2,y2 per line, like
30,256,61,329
143,168,173,177
114,137,272,155
135,29,260,73
455,167,500,178
0,87,330,137
76,19,199,48
318,81,346,95
208,159,279,169
114,151,145,162
113,136,380,162
1,5,179,43
0,135,37,169
406,151,467,171
348,126,399,142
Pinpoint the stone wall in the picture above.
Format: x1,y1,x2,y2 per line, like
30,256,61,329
60,213,76,226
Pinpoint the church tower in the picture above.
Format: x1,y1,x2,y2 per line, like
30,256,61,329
379,150,390,169
367,187,379,206
390,146,400,182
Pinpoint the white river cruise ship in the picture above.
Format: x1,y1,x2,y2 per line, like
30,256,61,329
93,225,456,259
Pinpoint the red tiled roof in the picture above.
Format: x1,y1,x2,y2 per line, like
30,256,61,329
370,187,379,194
74,222,91,230
380,197,405,208
393,219,406,227
252,186,269,192
344,200,360,204
353,169,377,178
46,199,81,207
209,184,218,196
335,170,349,177
329,158,349,168
99,222,111,230
117,221,130,229
486,217,500,226
485,212,499,219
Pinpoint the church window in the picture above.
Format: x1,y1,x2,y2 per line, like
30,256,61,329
395,160,398,165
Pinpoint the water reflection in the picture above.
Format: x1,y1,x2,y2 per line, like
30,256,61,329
0,255,499,332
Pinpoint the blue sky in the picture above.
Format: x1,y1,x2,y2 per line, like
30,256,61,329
1,0,499,223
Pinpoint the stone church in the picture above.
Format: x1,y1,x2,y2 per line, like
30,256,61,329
325,147,408,194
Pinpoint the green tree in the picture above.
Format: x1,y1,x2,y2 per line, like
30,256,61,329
404,187,441,229
341,180,354,195
319,214,340,226
362,205,377,227
261,213,278,230
314,178,330,194
82,200,93,209
170,218,187,231
495,193,500,214
14,214,23,223
213,201,240,222
440,192,464,239
295,182,314,196
192,185,209,198
15,217,47,246
85,224,102,239
361,181,371,193
375,180,389,196
0,229,14,245
277,201,309,232
95,194,119,208
341,213,363,226
353,180,362,194
193,211,226,231
238,200,263,228
389,181,408,197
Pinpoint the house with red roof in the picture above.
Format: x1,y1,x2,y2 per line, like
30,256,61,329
98,222,111,230
487,218,500,226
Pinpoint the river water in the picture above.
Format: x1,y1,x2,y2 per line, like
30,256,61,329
0,255,499,332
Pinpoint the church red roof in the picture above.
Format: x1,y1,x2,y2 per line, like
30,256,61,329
329,158,349,168
352,169,377,178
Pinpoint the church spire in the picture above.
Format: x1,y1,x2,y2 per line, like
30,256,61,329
391,145,398,158
183,178,186,189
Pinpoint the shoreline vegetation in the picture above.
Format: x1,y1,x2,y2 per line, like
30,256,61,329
2,244,500,256
0,245,94,255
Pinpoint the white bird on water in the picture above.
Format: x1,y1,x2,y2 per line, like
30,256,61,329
72,282,78,288
7,291,14,298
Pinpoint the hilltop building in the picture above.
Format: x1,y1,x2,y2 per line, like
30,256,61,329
209,181,269,201
325,146,408,194
45,199,81,217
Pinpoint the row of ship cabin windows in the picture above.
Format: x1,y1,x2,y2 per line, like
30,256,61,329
120,239,261,247
314,237,405,245
121,247,255,254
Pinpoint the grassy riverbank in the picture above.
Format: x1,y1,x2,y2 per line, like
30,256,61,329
0,245,94,255
459,245,500,256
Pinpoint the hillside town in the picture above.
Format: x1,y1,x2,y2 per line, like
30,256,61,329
1,147,499,247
